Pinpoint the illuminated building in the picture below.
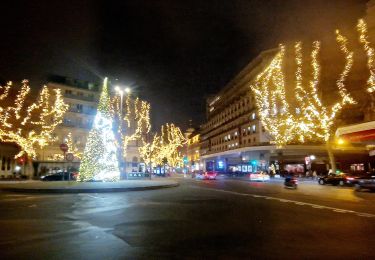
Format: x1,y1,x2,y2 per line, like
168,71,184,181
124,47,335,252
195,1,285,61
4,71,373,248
186,129,201,171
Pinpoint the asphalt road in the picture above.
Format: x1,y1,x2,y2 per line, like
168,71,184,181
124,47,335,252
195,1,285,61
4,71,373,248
0,177,374,259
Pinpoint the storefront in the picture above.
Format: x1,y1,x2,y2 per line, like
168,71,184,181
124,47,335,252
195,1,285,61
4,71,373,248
336,120,375,170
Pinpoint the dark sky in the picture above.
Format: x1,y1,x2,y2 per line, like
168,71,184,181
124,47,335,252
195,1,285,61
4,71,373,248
0,0,368,130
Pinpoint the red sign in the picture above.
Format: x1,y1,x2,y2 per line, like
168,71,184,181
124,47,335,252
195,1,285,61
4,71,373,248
17,156,26,165
60,143,69,152
341,129,375,142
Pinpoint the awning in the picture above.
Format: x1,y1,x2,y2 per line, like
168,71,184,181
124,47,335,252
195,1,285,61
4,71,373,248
336,121,375,142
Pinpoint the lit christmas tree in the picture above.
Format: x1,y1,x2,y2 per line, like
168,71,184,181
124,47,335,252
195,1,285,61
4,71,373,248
78,78,120,181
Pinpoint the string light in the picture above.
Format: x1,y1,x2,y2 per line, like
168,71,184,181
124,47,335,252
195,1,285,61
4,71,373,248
66,132,82,159
79,78,120,182
0,80,68,159
357,19,375,93
139,123,186,169
111,95,151,158
251,31,355,146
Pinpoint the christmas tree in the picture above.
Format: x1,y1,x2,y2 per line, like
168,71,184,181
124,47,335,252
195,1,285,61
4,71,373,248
78,78,120,181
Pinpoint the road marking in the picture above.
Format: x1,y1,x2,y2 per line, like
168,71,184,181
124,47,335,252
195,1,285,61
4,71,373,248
84,194,100,199
195,187,375,219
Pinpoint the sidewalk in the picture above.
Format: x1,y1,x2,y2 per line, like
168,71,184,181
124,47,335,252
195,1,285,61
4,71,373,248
0,179,179,193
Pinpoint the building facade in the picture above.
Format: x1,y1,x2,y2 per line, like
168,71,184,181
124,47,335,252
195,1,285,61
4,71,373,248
186,130,201,172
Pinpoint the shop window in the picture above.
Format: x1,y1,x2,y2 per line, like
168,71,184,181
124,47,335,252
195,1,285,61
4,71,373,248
1,157,5,170
7,157,11,170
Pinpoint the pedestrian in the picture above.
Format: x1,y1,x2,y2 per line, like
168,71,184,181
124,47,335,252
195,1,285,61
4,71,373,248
312,171,317,180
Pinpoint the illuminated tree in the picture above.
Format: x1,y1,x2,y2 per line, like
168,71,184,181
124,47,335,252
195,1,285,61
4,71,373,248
66,132,82,159
357,19,375,120
138,133,161,171
139,123,186,172
357,19,375,93
112,95,151,157
78,78,120,181
251,30,356,172
0,80,68,159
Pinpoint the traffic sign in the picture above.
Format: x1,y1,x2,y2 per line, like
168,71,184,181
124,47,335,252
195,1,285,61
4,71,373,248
60,143,69,152
65,153,74,162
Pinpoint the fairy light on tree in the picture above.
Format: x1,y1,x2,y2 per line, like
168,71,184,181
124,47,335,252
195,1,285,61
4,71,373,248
78,78,120,182
139,123,186,173
112,95,151,158
139,133,161,172
250,45,296,147
357,19,375,93
251,30,355,173
0,80,68,159
66,132,82,159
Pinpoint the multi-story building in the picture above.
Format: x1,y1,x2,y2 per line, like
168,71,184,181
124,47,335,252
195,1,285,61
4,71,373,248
200,49,370,175
35,75,147,176
186,129,201,172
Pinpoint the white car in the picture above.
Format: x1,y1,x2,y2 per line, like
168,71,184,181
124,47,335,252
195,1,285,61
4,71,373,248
249,172,270,182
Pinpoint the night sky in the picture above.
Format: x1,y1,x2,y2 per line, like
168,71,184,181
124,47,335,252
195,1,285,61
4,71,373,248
0,0,368,129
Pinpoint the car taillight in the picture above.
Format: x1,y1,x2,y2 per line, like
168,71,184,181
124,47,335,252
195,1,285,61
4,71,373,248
346,177,354,180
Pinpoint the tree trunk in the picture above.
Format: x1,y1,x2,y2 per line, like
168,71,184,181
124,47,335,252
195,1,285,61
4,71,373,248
326,142,336,174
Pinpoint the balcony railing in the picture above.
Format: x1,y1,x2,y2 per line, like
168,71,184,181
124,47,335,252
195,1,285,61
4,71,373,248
62,122,92,129
68,108,96,115
64,93,98,102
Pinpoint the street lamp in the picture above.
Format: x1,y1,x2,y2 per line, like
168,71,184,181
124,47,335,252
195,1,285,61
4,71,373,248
114,85,131,178
115,86,131,116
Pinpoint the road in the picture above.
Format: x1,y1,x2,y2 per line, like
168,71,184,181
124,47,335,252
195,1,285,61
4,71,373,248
0,177,374,259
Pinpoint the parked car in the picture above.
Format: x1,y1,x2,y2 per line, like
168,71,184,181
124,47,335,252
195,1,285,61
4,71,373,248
196,171,217,180
40,171,77,181
318,173,364,186
249,171,270,182
354,172,375,191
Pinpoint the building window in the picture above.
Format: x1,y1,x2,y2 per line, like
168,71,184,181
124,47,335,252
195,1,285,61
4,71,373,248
252,125,256,133
1,157,5,170
7,157,11,170
76,104,83,112
65,90,72,95
252,113,256,120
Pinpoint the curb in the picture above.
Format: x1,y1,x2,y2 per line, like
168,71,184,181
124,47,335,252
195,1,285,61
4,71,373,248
0,183,179,194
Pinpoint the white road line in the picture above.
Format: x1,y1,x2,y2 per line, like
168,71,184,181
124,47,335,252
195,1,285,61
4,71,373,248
85,194,100,199
195,187,375,219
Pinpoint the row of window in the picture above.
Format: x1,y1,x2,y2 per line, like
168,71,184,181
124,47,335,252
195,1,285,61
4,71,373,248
63,118,93,129
205,97,255,130
0,157,12,171
64,89,97,102
210,137,258,152
67,102,96,115
211,124,257,146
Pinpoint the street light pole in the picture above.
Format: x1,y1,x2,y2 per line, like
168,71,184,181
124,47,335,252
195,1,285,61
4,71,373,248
115,85,131,179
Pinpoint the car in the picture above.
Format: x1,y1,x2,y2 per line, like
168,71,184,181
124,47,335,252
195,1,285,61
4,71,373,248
318,173,365,186
195,171,217,180
354,172,375,191
249,171,270,182
40,171,77,181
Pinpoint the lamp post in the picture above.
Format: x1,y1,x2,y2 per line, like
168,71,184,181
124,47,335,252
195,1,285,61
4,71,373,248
115,86,131,179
